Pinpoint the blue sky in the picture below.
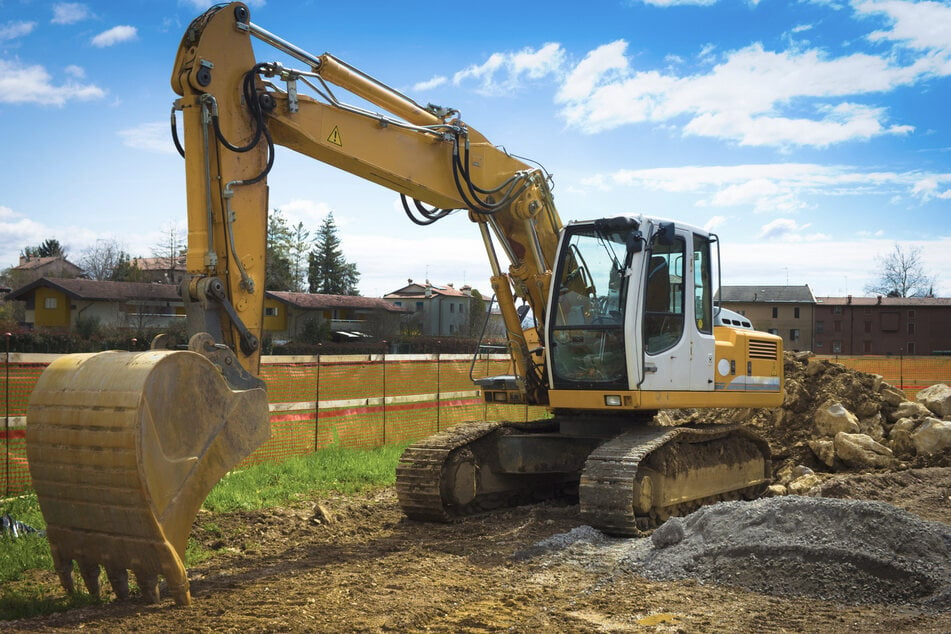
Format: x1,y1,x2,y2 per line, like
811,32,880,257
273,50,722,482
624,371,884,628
1,0,949,298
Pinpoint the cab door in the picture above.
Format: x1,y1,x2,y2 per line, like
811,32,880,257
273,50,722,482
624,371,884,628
637,230,715,392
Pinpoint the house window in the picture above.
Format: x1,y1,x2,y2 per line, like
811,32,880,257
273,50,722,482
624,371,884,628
816,320,824,334
415,302,423,312
460,303,465,314
768,328,779,336
794,307,800,319
264,306,279,317
44,297,57,309
907,342,916,354
832,340,842,353
908,309,916,320
771,307,778,318
789,328,800,342
816,341,824,349
394,301,402,307
864,321,871,334
908,322,915,335
833,306,842,315
449,324,455,334
450,304,455,313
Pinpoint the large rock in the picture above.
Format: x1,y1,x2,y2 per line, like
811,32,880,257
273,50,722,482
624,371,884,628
916,384,951,418
889,428,916,458
888,400,932,423
815,402,859,437
834,432,897,469
787,472,822,495
911,418,951,456
858,412,885,442
879,384,907,407
808,438,836,468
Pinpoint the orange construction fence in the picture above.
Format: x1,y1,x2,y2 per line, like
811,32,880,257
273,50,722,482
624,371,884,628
0,353,545,496
3,353,948,496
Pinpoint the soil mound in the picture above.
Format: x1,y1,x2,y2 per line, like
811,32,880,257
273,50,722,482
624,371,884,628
661,353,951,478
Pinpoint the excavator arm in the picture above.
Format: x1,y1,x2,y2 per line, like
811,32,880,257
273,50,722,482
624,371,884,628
171,3,562,402
27,2,561,606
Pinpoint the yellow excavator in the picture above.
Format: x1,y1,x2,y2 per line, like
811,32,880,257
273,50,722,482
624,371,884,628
25,3,783,606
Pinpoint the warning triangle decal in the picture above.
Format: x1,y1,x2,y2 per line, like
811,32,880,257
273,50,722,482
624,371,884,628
327,126,343,147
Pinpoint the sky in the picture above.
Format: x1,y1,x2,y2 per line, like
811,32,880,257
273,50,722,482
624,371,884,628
1,0,949,299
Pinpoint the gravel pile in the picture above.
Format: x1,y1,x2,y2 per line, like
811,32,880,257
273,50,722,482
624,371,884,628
523,496,951,608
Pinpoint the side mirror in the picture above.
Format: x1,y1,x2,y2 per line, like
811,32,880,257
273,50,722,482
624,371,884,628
656,222,675,246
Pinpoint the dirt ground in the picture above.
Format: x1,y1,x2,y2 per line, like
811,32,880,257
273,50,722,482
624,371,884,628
6,356,951,633
3,465,949,634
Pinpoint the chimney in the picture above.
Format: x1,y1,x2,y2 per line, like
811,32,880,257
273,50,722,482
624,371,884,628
877,295,882,305
847,295,852,304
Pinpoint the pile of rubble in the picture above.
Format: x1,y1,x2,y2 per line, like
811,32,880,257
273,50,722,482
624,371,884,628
660,352,951,493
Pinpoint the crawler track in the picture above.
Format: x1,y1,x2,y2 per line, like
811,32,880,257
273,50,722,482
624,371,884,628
396,419,571,521
580,425,771,536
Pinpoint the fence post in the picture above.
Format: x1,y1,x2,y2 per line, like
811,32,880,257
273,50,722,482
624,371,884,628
314,353,321,453
4,332,11,496
436,353,441,432
381,346,387,447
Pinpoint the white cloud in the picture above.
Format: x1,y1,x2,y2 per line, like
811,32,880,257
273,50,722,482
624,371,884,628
555,33,937,146
64,64,85,79
857,0,951,54
118,122,177,154
454,43,565,95
0,58,105,106
413,76,447,92
91,25,137,48
51,3,92,25
588,162,951,212
556,40,628,103
719,236,951,296
0,21,36,41
277,199,334,230
704,215,728,232
757,218,811,240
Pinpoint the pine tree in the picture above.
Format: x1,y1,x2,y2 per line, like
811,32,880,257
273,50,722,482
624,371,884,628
308,212,360,295
266,210,295,291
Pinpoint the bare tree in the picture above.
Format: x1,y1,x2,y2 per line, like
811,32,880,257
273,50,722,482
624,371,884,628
79,239,126,281
864,244,936,298
152,222,187,284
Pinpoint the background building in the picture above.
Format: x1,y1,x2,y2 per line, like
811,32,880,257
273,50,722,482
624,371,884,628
813,295,951,355
383,281,477,337
716,285,817,352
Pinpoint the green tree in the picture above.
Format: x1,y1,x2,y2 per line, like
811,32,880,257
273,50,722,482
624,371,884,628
111,251,145,282
308,212,360,295
288,221,316,293
266,210,295,291
864,244,936,298
467,288,487,337
22,238,66,259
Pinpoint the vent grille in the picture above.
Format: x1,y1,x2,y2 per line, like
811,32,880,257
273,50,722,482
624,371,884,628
749,339,778,360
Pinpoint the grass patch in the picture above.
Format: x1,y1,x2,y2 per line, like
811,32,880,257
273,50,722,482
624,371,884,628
0,443,406,620
203,443,406,512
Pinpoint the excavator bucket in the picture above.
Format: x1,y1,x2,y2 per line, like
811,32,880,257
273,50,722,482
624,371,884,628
26,349,269,605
